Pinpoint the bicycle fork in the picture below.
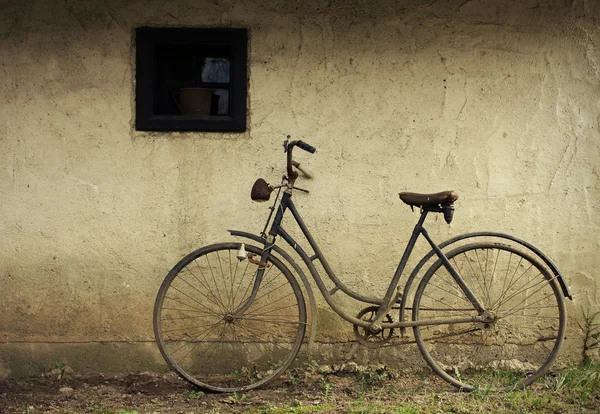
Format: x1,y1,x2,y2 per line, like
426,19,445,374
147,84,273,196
232,243,273,318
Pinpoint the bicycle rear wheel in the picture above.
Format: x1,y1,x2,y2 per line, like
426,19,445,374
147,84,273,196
413,243,566,391
153,243,307,392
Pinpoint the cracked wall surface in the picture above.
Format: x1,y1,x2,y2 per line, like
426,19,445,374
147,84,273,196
0,0,599,376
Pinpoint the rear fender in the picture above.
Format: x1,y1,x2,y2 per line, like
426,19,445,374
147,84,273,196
398,232,572,336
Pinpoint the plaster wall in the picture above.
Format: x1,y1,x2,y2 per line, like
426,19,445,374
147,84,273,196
1,0,599,376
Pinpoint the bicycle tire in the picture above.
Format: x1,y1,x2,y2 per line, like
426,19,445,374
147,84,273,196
412,242,566,391
153,242,307,392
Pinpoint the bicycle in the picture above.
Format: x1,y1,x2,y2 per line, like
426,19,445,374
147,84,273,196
153,138,572,393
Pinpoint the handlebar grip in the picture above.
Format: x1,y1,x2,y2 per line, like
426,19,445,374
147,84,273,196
296,140,316,154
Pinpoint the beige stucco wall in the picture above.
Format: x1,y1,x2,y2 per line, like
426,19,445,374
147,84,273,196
1,0,599,377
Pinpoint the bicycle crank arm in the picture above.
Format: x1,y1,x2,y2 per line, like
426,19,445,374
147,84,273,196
369,287,402,332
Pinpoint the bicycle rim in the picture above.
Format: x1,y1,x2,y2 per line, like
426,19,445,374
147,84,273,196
154,243,307,392
413,243,566,391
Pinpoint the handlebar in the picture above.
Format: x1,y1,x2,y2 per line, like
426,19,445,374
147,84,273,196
296,140,316,154
286,138,316,180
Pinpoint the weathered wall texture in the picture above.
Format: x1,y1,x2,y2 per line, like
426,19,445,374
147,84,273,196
1,0,599,376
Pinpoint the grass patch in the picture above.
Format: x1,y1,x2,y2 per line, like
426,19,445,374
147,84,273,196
344,362,600,414
250,404,333,413
8,362,600,414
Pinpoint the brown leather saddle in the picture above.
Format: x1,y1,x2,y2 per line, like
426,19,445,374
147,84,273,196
398,191,459,208
399,191,458,223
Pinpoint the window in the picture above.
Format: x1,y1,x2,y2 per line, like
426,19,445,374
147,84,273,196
135,27,247,132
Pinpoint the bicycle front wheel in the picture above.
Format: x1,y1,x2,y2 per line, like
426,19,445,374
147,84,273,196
413,243,566,391
154,243,307,392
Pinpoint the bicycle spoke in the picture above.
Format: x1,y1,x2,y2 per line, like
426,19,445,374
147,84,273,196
473,248,491,307
237,321,297,346
239,316,302,326
162,313,218,321
462,251,488,304
243,291,297,316
492,259,531,309
201,324,230,364
215,250,231,309
248,278,291,306
495,273,554,310
228,250,237,311
500,300,558,319
163,296,221,316
233,323,278,357
421,290,472,314
231,260,252,311
175,270,227,311
489,248,500,298
190,260,227,312
205,254,228,312
243,303,302,318
420,278,472,306
167,319,224,363
166,286,224,317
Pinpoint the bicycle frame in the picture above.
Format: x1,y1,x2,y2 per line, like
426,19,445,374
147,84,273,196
250,190,488,331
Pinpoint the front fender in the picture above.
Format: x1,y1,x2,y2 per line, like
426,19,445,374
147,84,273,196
228,230,317,349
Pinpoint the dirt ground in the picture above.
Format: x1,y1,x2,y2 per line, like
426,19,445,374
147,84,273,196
1,366,599,414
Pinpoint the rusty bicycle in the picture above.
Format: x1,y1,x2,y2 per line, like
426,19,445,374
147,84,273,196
153,138,571,393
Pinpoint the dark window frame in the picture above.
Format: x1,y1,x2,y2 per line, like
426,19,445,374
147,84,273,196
135,27,247,132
